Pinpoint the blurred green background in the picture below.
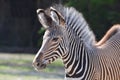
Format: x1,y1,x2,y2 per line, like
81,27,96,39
0,53,64,80
0,0,120,80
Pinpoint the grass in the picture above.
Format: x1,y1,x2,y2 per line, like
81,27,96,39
0,53,64,80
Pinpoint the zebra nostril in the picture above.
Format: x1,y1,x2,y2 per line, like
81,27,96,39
36,62,40,67
33,52,45,69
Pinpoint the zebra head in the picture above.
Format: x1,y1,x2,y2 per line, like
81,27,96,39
33,7,69,71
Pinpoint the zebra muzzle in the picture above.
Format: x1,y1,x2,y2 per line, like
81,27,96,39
33,60,47,71
33,52,47,71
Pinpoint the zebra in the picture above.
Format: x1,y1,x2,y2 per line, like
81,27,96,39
33,5,120,80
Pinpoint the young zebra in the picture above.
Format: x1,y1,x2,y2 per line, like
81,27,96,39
33,5,120,80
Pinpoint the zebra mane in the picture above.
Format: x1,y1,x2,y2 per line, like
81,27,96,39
52,5,96,46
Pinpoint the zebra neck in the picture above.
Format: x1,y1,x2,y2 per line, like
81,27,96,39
65,7,96,48
62,41,90,78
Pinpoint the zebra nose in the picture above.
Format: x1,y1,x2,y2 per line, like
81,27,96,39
33,57,40,67
33,52,46,70
33,60,46,70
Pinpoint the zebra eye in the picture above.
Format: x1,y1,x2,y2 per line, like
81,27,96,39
52,37,59,42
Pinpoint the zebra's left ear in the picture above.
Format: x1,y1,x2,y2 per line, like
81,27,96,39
50,7,65,26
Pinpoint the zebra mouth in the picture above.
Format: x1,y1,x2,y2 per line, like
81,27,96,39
34,60,49,71
39,63,46,70
34,63,47,71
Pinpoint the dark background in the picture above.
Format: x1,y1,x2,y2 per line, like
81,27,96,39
0,0,120,53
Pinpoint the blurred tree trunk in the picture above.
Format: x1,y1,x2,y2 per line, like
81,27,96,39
0,0,11,46
0,0,39,52
0,0,62,52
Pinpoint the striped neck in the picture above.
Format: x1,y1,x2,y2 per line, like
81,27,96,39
62,36,90,78
65,7,96,47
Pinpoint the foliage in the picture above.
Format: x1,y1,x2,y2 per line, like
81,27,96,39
38,27,45,46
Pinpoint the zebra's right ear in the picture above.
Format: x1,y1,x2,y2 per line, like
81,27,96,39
50,7,65,27
37,9,52,29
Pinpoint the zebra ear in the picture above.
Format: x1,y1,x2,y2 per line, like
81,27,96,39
37,9,52,29
50,7,65,26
